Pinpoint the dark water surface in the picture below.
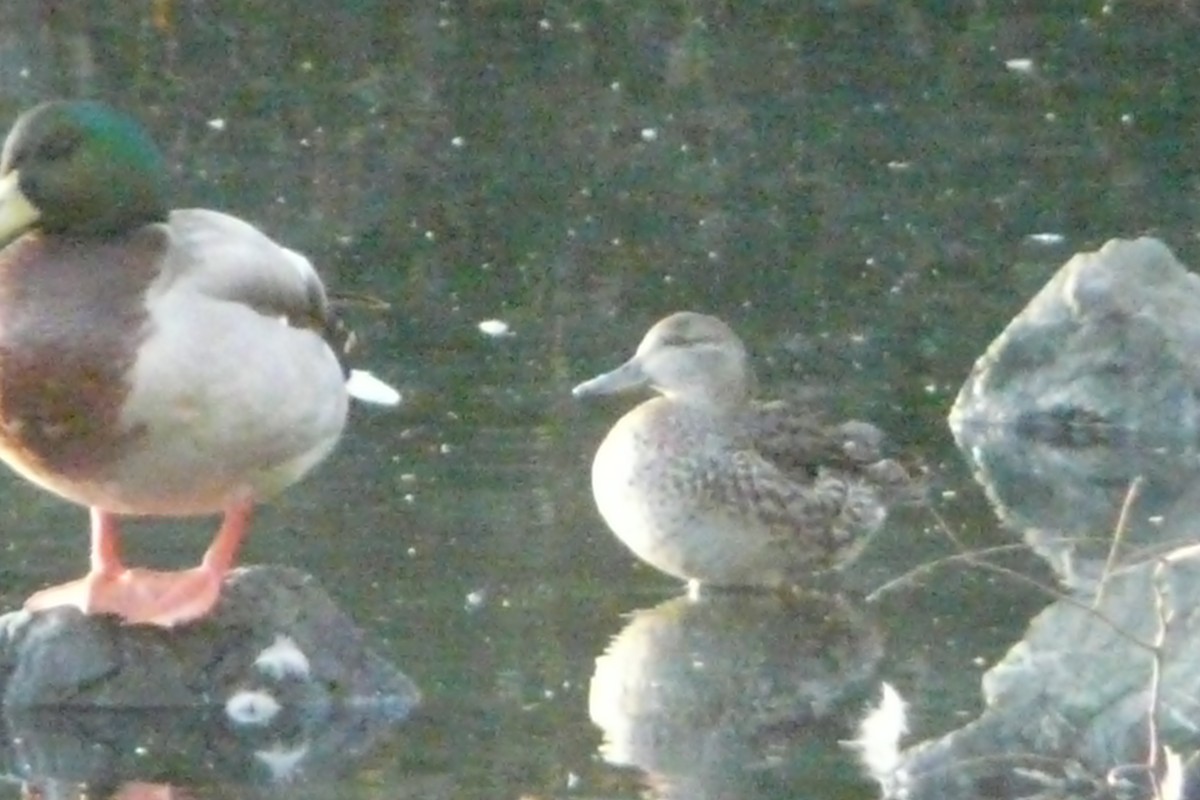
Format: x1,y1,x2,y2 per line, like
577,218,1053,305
0,2,1197,798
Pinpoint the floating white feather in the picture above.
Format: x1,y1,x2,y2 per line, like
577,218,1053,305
346,369,402,406
478,318,513,337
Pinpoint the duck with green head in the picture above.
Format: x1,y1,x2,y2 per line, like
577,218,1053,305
0,100,398,627
573,312,918,589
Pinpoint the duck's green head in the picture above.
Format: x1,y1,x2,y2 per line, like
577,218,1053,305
0,100,170,243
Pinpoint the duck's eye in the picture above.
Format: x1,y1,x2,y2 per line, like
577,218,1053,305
33,131,82,164
657,333,690,348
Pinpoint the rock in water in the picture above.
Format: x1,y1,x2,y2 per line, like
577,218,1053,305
950,237,1200,443
0,565,420,713
879,552,1200,800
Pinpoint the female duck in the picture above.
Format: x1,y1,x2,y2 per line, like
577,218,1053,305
0,100,396,626
573,312,915,588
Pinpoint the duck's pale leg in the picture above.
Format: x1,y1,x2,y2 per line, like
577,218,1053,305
24,500,254,627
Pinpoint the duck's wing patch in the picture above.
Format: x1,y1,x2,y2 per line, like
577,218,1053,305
748,400,887,477
745,450,889,562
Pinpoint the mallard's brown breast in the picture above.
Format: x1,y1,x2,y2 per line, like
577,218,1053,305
0,229,161,486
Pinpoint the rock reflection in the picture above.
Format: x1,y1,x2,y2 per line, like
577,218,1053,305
4,699,404,797
949,237,1200,590
589,591,883,799
883,420,1200,797
954,420,1200,591
879,548,1200,800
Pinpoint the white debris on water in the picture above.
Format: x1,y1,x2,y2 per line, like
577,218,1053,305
254,635,312,680
346,370,402,406
255,742,310,782
1161,747,1185,800
844,683,909,788
1026,232,1066,245
225,689,282,726
478,319,513,337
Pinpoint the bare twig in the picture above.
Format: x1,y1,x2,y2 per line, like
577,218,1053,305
867,503,1155,650
1146,557,1173,799
864,542,1030,601
1094,476,1144,609
877,476,1190,796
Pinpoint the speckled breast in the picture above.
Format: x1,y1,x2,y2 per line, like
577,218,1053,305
590,399,786,584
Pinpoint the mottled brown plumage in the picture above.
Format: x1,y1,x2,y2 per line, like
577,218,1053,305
573,312,918,588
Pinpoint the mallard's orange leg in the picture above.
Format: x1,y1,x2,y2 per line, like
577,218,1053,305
24,499,254,627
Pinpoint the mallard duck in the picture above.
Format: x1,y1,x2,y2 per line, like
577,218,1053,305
573,311,916,588
0,100,398,626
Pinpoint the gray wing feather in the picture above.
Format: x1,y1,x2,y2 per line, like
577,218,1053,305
156,208,331,330
748,400,887,477
747,399,923,507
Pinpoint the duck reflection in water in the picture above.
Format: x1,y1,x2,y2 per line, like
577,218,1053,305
20,781,196,800
574,312,919,589
590,591,884,799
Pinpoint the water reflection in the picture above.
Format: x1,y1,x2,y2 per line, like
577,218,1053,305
955,421,1200,590
590,591,883,799
4,702,403,798
4,1,1200,798
886,427,1200,798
